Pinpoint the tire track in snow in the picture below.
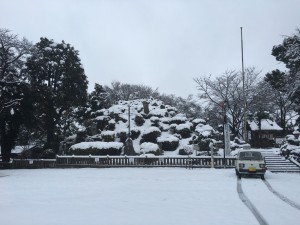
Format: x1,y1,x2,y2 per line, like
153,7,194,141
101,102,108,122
262,179,300,211
237,178,269,225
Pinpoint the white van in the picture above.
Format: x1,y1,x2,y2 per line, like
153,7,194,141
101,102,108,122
235,150,266,179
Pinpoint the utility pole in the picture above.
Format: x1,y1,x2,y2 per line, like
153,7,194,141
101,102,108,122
124,103,135,155
240,27,248,142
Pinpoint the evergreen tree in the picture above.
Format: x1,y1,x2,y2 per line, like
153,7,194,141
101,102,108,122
269,29,300,127
264,70,295,133
25,37,88,151
89,83,110,113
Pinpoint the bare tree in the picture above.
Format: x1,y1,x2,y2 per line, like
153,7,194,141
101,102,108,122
104,81,159,103
194,67,261,138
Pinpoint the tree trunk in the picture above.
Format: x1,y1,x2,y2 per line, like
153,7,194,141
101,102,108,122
44,102,59,152
0,119,19,162
0,120,10,162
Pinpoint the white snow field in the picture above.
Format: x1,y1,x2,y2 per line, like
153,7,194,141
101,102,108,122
1,168,300,225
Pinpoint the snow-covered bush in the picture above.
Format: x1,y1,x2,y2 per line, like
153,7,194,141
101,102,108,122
169,115,187,125
149,108,168,118
116,129,128,143
95,115,111,130
101,131,115,142
195,124,214,135
140,142,160,155
130,128,141,140
157,135,179,151
280,134,300,161
75,130,87,143
175,123,192,138
68,142,123,155
107,119,116,131
179,145,193,155
159,123,170,132
192,118,206,126
150,116,160,127
192,132,216,155
140,127,161,143
135,113,145,126
85,134,102,142
160,118,170,124
169,124,177,134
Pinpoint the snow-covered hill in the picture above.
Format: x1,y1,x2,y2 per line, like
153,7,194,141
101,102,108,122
68,98,216,156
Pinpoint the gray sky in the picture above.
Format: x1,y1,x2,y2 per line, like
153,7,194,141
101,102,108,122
1,0,300,97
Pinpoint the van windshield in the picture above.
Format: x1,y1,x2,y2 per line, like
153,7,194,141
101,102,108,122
239,151,263,160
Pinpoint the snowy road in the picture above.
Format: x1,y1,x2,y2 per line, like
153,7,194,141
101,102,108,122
0,168,299,225
241,176,300,225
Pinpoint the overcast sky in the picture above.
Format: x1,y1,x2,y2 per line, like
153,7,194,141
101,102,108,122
1,0,300,97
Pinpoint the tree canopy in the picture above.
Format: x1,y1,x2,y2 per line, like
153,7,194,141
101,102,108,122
25,37,88,150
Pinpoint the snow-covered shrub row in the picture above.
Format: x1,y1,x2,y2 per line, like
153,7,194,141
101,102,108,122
68,142,123,155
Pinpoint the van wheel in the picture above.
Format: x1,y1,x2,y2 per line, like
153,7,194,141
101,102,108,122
261,174,265,180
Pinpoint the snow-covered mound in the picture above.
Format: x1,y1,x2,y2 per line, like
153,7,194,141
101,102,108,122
68,98,216,156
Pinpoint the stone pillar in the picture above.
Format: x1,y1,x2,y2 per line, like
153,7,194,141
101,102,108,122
142,101,149,114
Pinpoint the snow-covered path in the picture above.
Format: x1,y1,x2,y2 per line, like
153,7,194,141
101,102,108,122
242,177,300,225
0,168,299,225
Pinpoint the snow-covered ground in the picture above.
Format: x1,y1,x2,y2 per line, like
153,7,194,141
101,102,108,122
1,168,300,225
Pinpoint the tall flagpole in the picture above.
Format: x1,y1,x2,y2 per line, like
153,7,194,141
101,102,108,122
240,27,248,142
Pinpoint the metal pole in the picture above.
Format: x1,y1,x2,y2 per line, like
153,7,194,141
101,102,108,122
128,104,131,139
223,103,226,167
240,27,248,142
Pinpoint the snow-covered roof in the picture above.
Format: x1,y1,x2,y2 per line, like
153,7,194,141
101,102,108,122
248,119,282,131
